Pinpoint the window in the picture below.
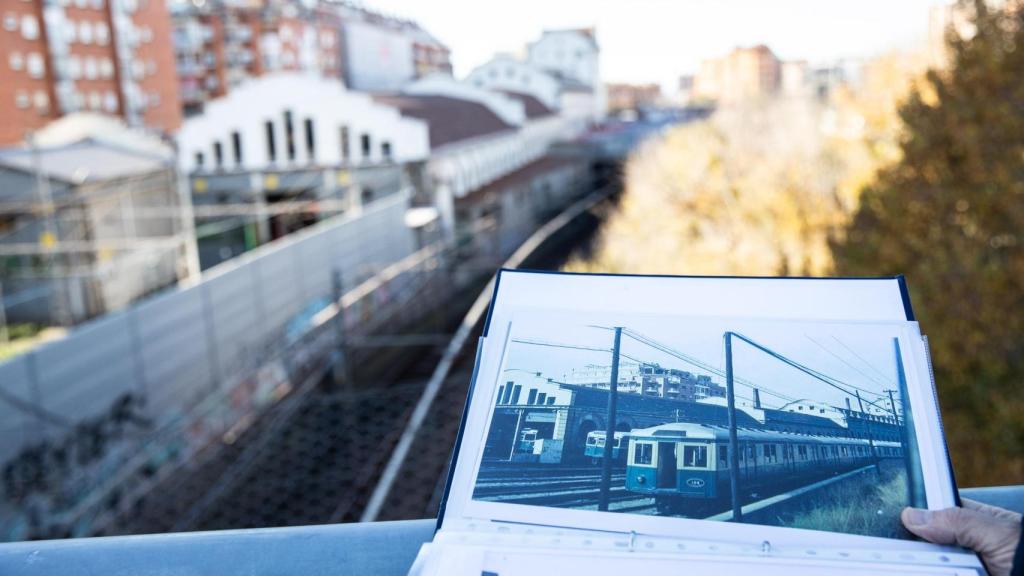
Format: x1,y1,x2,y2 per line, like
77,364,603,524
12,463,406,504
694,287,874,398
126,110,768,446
265,120,277,162
195,151,205,168
90,0,105,9
21,15,39,40
536,392,546,405
526,389,537,405
15,91,30,109
718,445,728,463
501,382,513,404
88,91,100,110
360,133,370,159
33,91,48,113
509,385,521,404
94,21,109,45
68,56,82,79
339,125,350,162
64,19,76,42
26,53,44,79
546,396,555,405
99,58,113,79
283,110,296,161
3,13,17,32
381,141,392,161
9,52,23,71
84,57,97,80
303,117,315,160
103,91,117,112
213,141,224,169
634,443,653,465
78,20,92,44
231,131,242,165
682,445,707,468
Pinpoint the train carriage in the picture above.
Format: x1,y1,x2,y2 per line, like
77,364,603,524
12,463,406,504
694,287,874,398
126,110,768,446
624,423,903,509
584,431,631,462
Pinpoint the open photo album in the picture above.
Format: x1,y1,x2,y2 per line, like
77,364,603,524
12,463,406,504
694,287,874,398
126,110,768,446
409,270,984,576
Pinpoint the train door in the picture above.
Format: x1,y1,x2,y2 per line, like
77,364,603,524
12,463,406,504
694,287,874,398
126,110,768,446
657,442,677,488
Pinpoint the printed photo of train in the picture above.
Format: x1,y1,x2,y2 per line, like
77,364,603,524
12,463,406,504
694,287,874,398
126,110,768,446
472,317,927,539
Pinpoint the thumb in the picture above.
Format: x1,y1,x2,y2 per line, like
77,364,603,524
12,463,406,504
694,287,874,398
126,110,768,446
901,506,989,550
902,507,959,545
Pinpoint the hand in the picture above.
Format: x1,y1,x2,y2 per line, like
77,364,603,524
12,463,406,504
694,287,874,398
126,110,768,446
901,499,1022,576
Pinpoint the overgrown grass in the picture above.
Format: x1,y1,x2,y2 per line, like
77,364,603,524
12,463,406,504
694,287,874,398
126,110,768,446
783,461,912,539
0,323,66,361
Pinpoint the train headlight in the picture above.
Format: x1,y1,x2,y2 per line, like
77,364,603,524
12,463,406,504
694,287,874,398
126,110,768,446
637,475,645,484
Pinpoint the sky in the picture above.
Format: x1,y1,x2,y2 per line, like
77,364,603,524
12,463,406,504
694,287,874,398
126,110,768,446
365,0,948,91
501,316,907,414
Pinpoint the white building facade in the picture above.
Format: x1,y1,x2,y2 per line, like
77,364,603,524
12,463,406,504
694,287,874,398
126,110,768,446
177,73,429,173
465,54,563,110
392,76,583,242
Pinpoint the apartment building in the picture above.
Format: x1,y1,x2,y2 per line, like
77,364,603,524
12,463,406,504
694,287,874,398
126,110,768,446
171,0,452,113
171,0,344,115
0,0,181,145
693,44,782,104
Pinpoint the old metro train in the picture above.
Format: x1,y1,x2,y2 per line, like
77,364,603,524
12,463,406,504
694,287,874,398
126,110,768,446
624,423,903,508
584,431,631,462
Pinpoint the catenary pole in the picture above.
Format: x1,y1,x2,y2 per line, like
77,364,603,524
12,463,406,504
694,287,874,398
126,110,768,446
598,327,622,512
855,390,881,474
886,389,901,426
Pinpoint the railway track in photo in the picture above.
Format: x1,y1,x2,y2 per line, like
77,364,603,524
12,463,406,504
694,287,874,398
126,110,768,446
473,464,655,513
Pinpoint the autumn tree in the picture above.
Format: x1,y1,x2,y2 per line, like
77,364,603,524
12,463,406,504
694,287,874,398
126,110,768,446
831,1,1024,485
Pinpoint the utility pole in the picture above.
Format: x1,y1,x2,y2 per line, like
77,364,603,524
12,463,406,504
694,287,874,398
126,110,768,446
597,327,622,512
724,332,742,522
885,389,901,427
331,269,352,387
855,390,881,475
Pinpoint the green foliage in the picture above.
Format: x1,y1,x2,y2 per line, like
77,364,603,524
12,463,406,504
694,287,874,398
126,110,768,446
832,1,1024,485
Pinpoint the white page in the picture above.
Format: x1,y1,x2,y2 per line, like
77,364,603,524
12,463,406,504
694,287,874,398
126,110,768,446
482,271,912,338
434,272,973,571
450,311,957,553
419,540,979,576
446,271,917,532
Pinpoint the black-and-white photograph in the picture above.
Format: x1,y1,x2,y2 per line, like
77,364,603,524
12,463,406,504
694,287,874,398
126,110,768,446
473,316,926,539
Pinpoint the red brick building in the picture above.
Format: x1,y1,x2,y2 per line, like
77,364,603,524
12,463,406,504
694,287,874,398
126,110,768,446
0,0,181,145
172,0,345,115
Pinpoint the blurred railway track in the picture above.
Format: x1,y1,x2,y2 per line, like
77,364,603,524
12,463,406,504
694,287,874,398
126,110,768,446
106,183,615,534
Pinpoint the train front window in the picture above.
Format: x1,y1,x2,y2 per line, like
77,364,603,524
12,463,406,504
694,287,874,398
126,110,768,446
634,442,653,465
683,445,707,468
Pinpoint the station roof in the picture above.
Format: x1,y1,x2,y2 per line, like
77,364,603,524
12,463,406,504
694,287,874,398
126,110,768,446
371,93,515,148
0,139,171,186
458,154,579,204
499,91,555,119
